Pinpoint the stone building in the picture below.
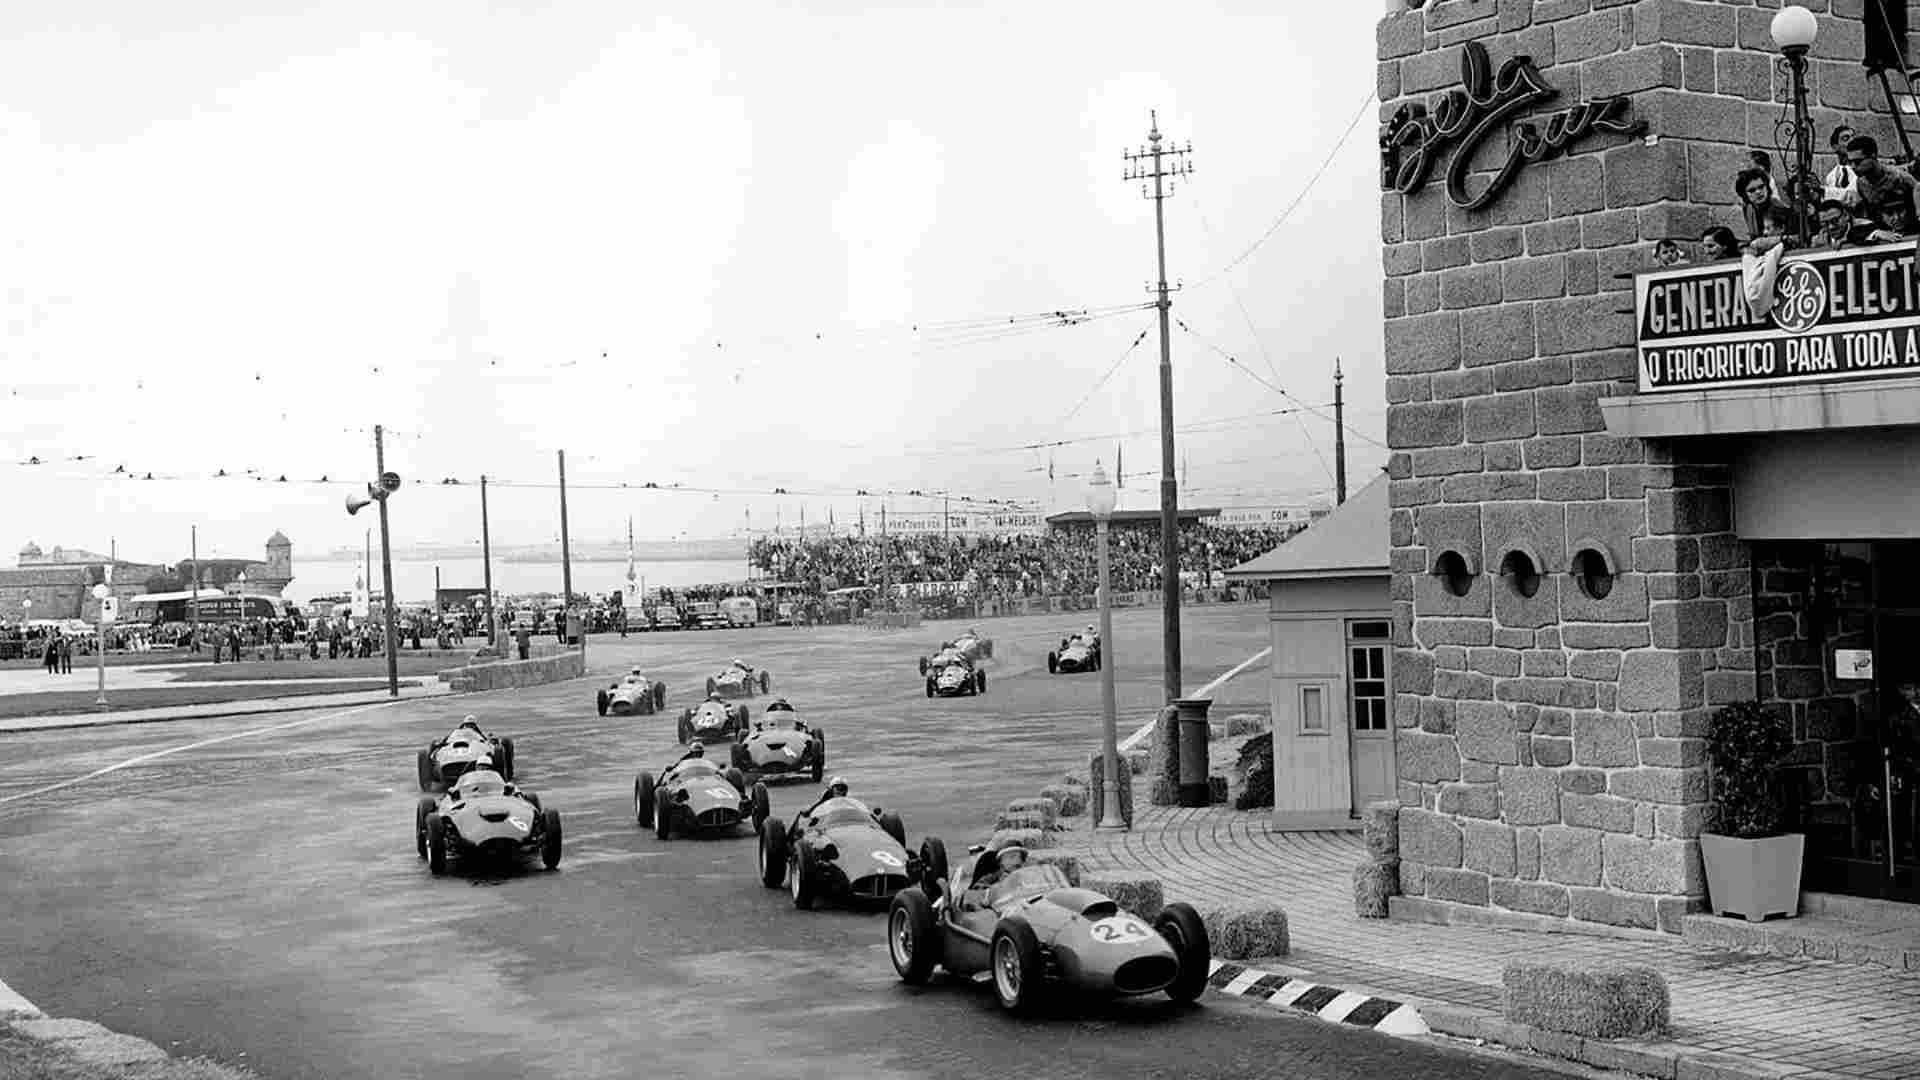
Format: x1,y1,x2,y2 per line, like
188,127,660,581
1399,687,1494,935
0,533,296,622
1379,0,1920,929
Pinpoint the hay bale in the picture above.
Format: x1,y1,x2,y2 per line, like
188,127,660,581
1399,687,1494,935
1028,850,1082,885
1233,733,1274,811
1040,783,1087,818
1225,713,1268,737
993,810,1052,833
1059,772,1090,790
1149,776,1174,805
1087,748,1135,827
1208,775,1228,805
1083,871,1164,920
1149,706,1180,803
989,827,1053,851
1502,963,1671,1039
1126,747,1150,776
1204,904,1291,959
1353,859,1399,919
1005,797,1059,828
1363,800,1400,860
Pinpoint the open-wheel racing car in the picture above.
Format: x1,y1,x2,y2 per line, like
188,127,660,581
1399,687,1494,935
414,758,561,875
729,699,826,783
597,668,668,716
417,718,517,790
757,789,946,910
926,654,986,697
633,749,768,840
918,629,993,674
1048,627,1103,674
677,695,751,745
707,659,771,698
885,841,1212,1014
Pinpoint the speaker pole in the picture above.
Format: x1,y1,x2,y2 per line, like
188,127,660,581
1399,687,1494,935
481,474,496,654
374,425,400,698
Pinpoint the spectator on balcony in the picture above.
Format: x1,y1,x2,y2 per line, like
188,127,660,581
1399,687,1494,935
1867,196,1920,242
1825,125,1861,206
1808,199,1870,251
1735,166,1793,242
1653,239,1690,267
1844,135,1915,228
1699,226,1741,262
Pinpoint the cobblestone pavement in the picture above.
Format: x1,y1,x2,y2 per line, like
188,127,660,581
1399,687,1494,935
1066,806,1920,1079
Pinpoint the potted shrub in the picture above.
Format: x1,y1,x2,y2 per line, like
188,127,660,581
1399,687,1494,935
1701,701,1804,922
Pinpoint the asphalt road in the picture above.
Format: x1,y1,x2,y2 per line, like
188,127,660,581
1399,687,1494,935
0,607,1567,1080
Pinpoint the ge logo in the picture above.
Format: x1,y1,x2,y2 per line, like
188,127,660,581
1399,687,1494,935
1090,916,1152,943
871,850,904,868
1770,261,1827,334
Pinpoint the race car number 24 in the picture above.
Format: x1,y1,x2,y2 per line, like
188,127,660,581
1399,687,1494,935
1090,915,1152,943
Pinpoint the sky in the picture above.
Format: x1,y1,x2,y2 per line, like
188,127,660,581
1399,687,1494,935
0,1,1388,564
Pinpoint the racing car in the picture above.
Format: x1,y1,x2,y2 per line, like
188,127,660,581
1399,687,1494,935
757,792,946,910
677,695,751,745
1048,628,1103,674
918,629,993,674
707,659,771,698
925,654,986,697
597,668,668,716
633,750,769,840
414,757,561,874
729,700,826,783
885,841,1211,1013
417,718,517,790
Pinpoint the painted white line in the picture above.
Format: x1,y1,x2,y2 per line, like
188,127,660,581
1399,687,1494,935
1222,969,1265,995
0,699,403,807
1207,958,1226,976
1265,978,1316,1008
0,975,42,1018
1375,1002,1431,1036
1117,646,1272,752
1317,989,1371,1023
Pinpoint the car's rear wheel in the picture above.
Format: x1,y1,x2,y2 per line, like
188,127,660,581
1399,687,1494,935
879,810,906,847
540,808,563,870
990,920,1044,1014
750,782,771,833
1157,902,1212,1003
918,656,929,676
791,840,818,909
416,749,434,791
976,671,987,694
758,821,788,888
654,795,673,841
654,682,667,710
889,887,941,984
812,730,826,783
596,690,609,717
924,677,935,698
415,796,436,858
634,772,656,828
426,815,448,876
500,738,516,780
759,671,771,693
918,837,949,900
1048,652,1058,674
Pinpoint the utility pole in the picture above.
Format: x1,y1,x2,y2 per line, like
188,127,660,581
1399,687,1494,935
374,425,400,698
558,450,573,609
1334,359,1349,506
1123,109,1193,703
481,474,496,652
190,525,199,653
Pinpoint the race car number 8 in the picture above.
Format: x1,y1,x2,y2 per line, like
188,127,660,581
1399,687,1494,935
1090,916,1151,942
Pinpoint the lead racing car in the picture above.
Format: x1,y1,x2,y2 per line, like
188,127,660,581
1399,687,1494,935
633,747,768,840
597,668,668,716
757,788,946,910
884,842,1211,1014
707,659,771,698
918,629,993,675
1048,627,1102,674
414,757,562,875
677,695,751,745
417,718,517,790
729,699,827,783
926,654,986,698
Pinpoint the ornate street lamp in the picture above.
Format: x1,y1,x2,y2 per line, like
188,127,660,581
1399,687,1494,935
1088,461,1126,832
1772,4,1821,246
92,582,111,709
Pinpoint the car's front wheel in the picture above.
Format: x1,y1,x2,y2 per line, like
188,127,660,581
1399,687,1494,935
426,815,449,876
1157,902,1212,1004
540,808,563,870
634,772,656,828
791,839,818,909
596,690,610,717
758,821,788,888
749,782,771,833
990,920,1045,1014
414,796,436,858
811,730,827,783
889,887,941,984
416,749,434,792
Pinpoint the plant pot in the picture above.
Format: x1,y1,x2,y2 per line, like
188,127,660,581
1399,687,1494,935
1700,832,1804,923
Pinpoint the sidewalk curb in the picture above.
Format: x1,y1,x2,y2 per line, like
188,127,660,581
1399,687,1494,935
1420,1003,1836,1080
1204,959,1429,1036
0,689,446,734
0,974,42,1019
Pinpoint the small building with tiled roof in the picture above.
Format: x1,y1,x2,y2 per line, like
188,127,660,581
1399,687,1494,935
1226,472,1390,831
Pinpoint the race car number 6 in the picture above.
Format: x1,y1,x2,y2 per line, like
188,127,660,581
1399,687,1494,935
1090,916,1151,942
871,850,904,868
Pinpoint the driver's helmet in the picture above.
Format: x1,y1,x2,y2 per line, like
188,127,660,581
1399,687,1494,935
826,775,848,799
1085,624,1096,636
629,667,643,677
458,715,483,732
766,698,793,712
687,741,705,758
996,845,1029,874
731,658,748,669
472,753,496,772
708,692,723,703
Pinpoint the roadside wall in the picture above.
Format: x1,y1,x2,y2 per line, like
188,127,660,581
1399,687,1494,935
439,650,585,693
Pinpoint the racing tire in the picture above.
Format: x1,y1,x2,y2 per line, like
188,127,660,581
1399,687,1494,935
415,796,437,858
879,810,907,848
705,677,717,697
417,749,434,791
759,671,770,694
758,821,788,888
888,887,941,985
917,837,949,900
426,815,449,876
1047,652,1058,674
654,795,673,841
924,677,935,698
989,920,1045,1014
540,808,563,870
918,657,929,676
731,742,751,771
524,791,542,812
596,690,609,717
724,766,747,794
812,730,826,783
1156,902,1212,1004
749,782,771,832
791,840,818,910
635,772,657,828
677,714,692,746
975,671,987,694
654,682,667,710
500,738,516,781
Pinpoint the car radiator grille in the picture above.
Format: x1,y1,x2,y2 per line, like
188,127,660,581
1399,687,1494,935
1113,956,1177,994
697,809,740,828
849,874,908,899
439,762,470,782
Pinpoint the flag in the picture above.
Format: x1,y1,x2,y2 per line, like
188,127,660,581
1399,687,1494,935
1047,454,1054,482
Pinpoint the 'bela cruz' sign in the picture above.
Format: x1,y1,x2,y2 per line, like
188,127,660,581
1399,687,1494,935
1382,42,1644,210
1634,242,1920,393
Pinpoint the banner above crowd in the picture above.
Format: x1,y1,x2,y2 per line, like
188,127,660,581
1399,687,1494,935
1634,241,1920,394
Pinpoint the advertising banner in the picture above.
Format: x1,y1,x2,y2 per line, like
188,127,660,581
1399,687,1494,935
1634,240,1920,394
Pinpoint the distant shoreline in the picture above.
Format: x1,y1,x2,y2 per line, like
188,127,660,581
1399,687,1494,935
303,547,747,564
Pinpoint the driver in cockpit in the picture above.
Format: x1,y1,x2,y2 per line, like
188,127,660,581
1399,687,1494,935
672,741,708,769
803,775,849,817
973,844,1028,890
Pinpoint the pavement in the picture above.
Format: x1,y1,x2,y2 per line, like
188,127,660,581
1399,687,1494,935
1063,805,1920,1080
0,606,1583,1080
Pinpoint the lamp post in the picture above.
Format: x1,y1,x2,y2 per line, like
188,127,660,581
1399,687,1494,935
1088,460,1126,832
1771,4,1821,246
92,583,110,708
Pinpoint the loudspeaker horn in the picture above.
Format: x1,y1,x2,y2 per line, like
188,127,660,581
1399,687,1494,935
346,486,375,516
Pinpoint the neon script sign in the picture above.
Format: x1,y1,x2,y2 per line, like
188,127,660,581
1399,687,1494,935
1381,42,1644,210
